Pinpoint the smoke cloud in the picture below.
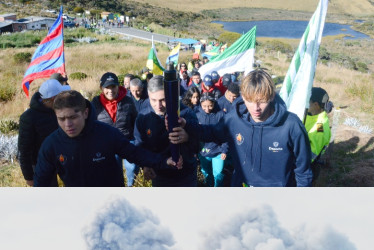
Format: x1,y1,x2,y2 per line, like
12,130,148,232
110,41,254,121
199,205,356,250
82,197,175,250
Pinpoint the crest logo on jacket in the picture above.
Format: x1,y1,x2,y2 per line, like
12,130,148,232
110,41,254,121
58,154,67,165
236,133,244,145
146,128,152,137
269,142,283,152
93,152,105,162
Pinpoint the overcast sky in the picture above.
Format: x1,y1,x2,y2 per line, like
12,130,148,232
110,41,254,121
0,188,372,250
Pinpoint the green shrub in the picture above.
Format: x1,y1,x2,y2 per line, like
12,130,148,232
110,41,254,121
356,61,368,73
319,47,330,61
117,74,125,86
272,76,285,85
264,62,273,67
0,120,19,134
69,72,87,80
217,32,241,46
73,6,84,14
262,40,293,54
1,42,15,49
13,52,32,64
0,82,16,102
103,53,131,60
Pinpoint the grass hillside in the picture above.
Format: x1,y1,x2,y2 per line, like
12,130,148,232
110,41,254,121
132,0,374,16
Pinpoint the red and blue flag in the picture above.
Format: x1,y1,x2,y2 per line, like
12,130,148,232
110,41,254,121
22,6,66,97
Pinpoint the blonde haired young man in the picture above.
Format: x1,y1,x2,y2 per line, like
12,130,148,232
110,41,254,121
173,69,312,187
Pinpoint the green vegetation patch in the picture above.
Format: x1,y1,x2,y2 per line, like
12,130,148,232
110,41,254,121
103,52,132,60
0,32,43,49
0,120,19,135
217,32,241,46
0,81,16,102
319,46,370,73
69,72,88,80
258,40,293,54
13,52,32,64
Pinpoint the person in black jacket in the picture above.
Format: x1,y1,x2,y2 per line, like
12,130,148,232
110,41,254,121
91,72,139,186
34,90,181,187
134,75,200,187
18,79,70,186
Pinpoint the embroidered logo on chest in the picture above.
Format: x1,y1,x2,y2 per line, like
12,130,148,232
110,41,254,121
269,142,283,152
146,128,152,137
316,123,324,132
236,133,244,145
58,154,67,165
93,152,106,162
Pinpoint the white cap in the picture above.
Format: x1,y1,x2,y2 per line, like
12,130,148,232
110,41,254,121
39,79,71,99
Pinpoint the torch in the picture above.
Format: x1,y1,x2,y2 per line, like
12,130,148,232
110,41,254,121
164,62,180,163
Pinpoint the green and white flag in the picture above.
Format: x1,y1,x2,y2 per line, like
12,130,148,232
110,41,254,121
199,26,256,78
279,0,328,121
146,37,164,75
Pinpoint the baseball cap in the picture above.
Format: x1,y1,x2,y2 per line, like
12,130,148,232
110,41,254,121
203,75,213,86
211,71,220,82
100,72,119,88
222,73,232,87
50,73,68,82
39,79,71,99
310,87,329,105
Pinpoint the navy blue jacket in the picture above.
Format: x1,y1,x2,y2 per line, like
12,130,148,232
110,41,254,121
192,95,312,187
195,105,228,157
34,102,173,187
134,100,199,186
128,91,149,113
91,93,137,141
217,94,234,114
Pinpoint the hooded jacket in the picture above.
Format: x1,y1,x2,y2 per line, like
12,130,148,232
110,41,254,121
217,94,235,114
134,100,200,186
34,101,173,187
18,92,59,180
195,105,228,157
194,95,312,187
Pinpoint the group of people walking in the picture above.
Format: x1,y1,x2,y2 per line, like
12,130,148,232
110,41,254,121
17,62,332,187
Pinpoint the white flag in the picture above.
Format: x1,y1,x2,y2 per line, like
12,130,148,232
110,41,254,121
279,0,329,121
199,26,256,78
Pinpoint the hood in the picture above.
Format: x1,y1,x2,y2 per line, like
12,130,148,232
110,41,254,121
29,92,54,114
234,94,288,127
80,100,97,136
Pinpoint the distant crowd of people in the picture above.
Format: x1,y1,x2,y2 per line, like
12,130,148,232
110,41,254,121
17,60,332,187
